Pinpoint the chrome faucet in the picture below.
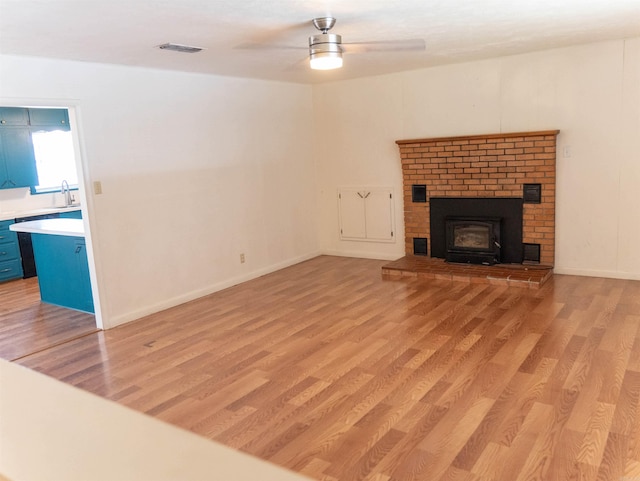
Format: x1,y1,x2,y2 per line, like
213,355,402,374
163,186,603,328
61,180,73,206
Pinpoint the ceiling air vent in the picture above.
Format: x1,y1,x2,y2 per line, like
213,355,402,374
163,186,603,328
157,43,204,53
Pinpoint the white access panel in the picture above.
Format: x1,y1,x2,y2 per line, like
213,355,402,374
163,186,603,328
338,188,367,239
338,187,395,243
364,189,394,241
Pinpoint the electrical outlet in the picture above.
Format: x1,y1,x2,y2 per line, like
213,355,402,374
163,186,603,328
240,253,245,264
93,181,103,195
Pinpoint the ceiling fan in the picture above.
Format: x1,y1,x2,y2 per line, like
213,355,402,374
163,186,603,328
240,17,426,71
309,17,426,70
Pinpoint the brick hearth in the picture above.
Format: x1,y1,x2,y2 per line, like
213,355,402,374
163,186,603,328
382,256,553,289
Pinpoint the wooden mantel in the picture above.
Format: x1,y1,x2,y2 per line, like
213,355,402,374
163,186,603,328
396,130,560,145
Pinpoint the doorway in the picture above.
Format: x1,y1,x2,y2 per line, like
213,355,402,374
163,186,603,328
0,103,102,358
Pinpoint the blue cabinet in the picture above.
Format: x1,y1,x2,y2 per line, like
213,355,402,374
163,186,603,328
0,108,29,126
0,107,70,191
0,127,39,189
31,233,94,313
58,209,82,219
0,219,24,282
29,108,70,131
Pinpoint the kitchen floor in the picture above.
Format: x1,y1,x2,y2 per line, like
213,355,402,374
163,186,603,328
0,277,97,361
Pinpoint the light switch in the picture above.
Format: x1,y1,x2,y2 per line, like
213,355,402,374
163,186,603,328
93,181,103,195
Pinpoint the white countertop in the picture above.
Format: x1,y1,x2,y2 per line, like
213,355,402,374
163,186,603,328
9,218,84,237
0,205,81,222
0,360,311,481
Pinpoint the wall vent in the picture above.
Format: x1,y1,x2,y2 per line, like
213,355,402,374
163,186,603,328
157,43,204,53
523,243,541,263
413,238,428,256
412,184,427,203
523,183,542,203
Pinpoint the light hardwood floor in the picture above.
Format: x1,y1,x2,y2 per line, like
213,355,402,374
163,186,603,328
0,277,97,361
13,256,640,480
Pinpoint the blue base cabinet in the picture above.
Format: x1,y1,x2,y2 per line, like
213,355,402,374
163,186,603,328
0,219,24,282
58,210,82,219
31,233,94,313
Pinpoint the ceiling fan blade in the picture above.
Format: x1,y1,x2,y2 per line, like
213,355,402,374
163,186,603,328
342,38,426,53
234,20,312,51
284,55,311,72
234,42,306,51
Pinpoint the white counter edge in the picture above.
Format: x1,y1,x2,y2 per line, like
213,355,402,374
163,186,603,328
0,360,311,481
9,218,85,237
0,205,81,222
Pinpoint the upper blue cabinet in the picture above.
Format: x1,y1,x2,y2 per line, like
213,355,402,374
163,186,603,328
0,108,29,126
29,108,70,131
0,107,71,190
0,127,39,189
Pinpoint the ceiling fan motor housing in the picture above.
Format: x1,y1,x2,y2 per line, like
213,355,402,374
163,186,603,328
309,33,342,57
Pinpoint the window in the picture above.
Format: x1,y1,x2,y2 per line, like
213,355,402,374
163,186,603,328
30,130,78,194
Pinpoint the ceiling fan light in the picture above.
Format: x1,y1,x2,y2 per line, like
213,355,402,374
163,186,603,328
309,33,343,70
310,51,343,70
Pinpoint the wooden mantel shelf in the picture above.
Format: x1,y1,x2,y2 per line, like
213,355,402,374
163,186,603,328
396,129,560,145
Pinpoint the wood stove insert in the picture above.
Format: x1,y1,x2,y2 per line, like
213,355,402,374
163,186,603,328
445,216,501,265
430,197,524,264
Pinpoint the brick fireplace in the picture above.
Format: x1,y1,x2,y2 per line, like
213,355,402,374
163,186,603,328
396,130,559,266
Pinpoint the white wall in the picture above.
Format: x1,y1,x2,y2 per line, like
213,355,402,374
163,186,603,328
314,38,640,280
0,187,70,214
0,55,319,328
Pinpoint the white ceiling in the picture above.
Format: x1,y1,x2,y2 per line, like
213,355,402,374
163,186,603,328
1,0,639,84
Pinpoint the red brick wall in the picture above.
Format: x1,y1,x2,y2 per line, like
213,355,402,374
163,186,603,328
397,130,558,265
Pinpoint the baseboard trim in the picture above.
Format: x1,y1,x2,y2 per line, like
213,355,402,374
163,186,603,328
107,253,639,329
553,266,640,281
320,249,403,261
104,251,322,329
